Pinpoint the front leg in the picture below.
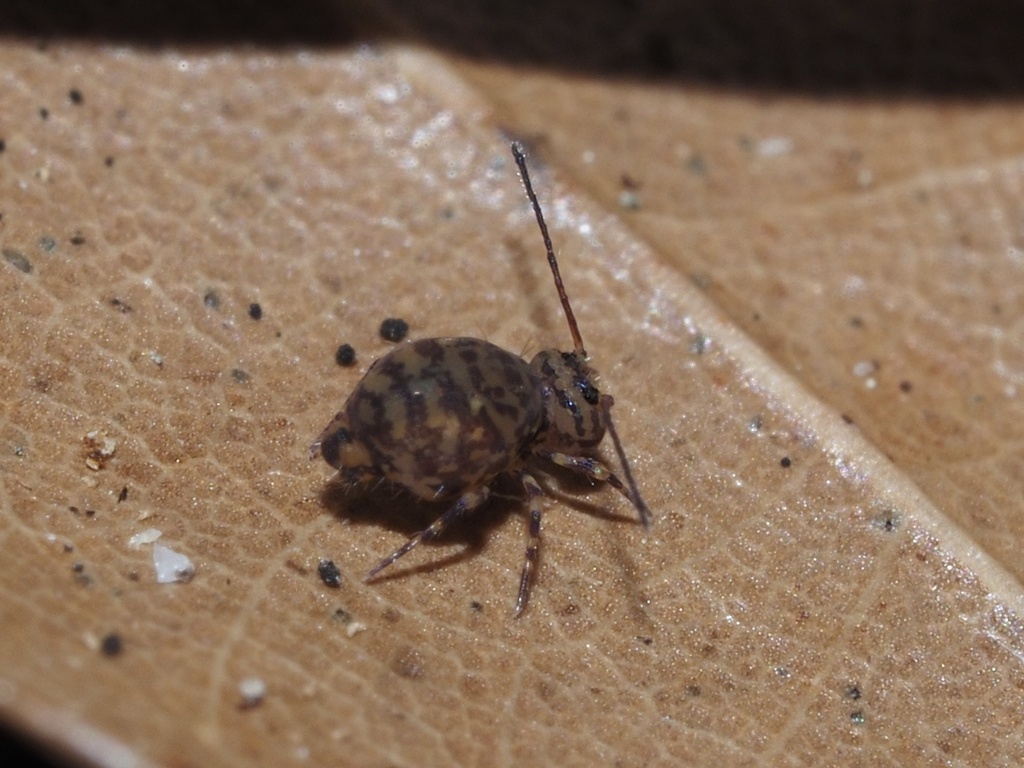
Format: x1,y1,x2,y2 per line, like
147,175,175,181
539,451,652,528
515,470,545,617
365,486,491,581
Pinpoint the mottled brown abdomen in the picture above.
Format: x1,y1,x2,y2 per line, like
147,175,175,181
346,337,544,500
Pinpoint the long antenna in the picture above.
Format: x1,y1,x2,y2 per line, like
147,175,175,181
511,142,586,357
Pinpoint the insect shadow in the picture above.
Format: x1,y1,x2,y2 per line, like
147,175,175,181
522,459,640,525
318,475,523,580
318,462,635,583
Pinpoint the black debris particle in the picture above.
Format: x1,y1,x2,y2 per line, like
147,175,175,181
68,88,84,105
335,343,356,367
872,509,901,532
850,316,864,328
841,414,854,424
780,456,792,468
231,368,251,384
469,600,483,613
110,297,132,313
685,684,701,697
846,685,862,700
0,139,6,152
104,155,114,167
39,236,57,252
100,633,123,657
117,486,129,503
72,563,92,586
203,289,221,309
850,710,865,725
689,333,710,355
332,607,352,623
39,107,49,120
686,153,708,176
899,380,913,393
636,636,653,646
3,248,33,274
379,317,409,342
318,559,342,588
69,233,86,246
620,173,640,190
248,302,262,320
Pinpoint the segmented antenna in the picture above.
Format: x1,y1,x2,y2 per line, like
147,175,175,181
511,142,587,357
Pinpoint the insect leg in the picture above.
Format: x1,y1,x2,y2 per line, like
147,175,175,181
365,486,491,581
515,470,545,617
539,451,652,528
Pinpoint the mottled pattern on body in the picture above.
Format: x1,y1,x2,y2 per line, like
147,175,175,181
532,350,607,454
345,338,544,499
309,142,652,616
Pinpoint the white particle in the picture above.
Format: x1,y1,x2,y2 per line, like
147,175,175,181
128,528,162,550
238,677,266,708
757,137,794,158
152,544,195,583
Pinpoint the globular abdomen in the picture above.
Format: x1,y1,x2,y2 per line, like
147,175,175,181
345,337,544,500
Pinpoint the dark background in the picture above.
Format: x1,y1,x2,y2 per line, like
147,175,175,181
0,0,1022,96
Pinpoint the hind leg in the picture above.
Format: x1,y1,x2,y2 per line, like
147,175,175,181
365,486,490,580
